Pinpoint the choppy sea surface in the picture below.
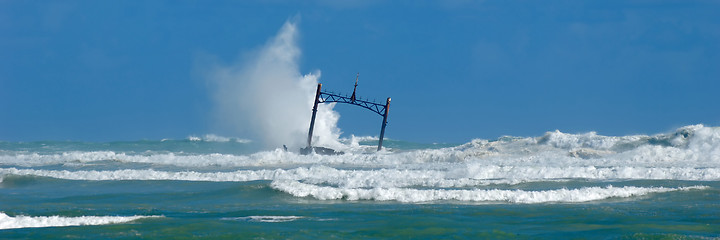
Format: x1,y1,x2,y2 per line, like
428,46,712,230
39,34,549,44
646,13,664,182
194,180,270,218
1,125,719,239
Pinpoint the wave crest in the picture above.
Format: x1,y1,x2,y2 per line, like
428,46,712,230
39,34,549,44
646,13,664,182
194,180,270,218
0,212,161,230
270,181,706,203
186,134,252,143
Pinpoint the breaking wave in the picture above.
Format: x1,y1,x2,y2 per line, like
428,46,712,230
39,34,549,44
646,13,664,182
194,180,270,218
1,125,718,168
222,216,304,223
0,212,160,230
186,134,252,143
1,124,719,203
270,181,706,203
2,166,719,185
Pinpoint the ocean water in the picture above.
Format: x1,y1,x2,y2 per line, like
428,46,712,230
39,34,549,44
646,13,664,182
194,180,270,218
1,126,719,239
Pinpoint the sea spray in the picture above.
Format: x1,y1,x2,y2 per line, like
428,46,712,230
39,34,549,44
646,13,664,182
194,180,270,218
206,20,341,150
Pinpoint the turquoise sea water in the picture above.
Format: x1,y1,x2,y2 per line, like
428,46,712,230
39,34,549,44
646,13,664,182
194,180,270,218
2,126,719,239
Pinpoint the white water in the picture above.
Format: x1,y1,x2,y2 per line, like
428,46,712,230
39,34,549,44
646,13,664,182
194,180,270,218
2,165,720,186
186,134,251,143
0,212,160,230
3,125,718,168
226,216,304,223
1,125,719,203
270,181,706,203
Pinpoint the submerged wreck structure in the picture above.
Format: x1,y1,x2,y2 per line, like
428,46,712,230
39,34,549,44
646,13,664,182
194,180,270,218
301,74,391,155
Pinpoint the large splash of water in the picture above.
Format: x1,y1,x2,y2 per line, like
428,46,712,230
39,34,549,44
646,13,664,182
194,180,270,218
207,20,341,150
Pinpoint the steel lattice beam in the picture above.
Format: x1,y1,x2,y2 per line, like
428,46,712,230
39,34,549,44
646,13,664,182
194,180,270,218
318,91,386,117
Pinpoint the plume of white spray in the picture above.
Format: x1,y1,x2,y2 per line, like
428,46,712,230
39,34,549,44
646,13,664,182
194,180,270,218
207,20,342,149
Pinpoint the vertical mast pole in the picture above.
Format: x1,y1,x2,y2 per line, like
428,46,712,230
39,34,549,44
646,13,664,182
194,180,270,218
351,73,358,102
307,83,322,148
377,97,391,151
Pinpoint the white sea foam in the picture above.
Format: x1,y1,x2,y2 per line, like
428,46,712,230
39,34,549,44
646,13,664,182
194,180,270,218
270,181,707,203
186,134,252,143
0,212,160,230
2,126,719,170
1,125,719,204
0,149,300,168
0,168,278,182
223,216,304,223
2,165,719,187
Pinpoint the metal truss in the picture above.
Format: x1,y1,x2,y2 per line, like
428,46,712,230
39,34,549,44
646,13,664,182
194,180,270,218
318,91,387,117
306,83,391,151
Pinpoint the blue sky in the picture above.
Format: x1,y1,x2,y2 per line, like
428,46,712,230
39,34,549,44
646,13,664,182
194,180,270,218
1,0,719,143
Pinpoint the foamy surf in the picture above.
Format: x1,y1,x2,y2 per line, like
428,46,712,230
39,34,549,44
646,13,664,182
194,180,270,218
0,212,161,230
222,216,304,223
2,165,719,186
186,134,252,143
1,125,718,170
270,181,707,203
0,124,718,207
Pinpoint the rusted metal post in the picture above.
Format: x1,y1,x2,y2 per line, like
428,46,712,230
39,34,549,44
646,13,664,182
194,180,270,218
307,83,322,148
377,97,391,151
